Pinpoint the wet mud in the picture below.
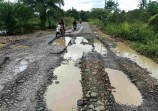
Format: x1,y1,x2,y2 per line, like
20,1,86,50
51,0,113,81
100,37,158,111
45,36,107,111
0,22,158,111
112,42,158,79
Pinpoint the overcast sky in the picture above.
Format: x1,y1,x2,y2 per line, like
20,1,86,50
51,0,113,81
8,0,158,11
62,0,139,11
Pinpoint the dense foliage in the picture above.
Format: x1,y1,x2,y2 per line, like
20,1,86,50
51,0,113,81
0,0,90,35
0,0,158,61
0,0,64,34
89,0,158,62
65,8,90,22
0,2,35,34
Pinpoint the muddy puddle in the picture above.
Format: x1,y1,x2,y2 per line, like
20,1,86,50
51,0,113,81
45,64,82,111
14,59,29,75
45,37,107,111
53,37,107,56
105,68,143,106
112,42,158,79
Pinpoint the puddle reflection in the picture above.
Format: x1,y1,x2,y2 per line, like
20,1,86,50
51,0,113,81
46,37,107,111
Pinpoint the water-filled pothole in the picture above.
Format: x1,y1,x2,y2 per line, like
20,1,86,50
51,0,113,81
112,42,158,79
45,64,82,111
105,68,143,106
45,37,107,111
14,59,29,74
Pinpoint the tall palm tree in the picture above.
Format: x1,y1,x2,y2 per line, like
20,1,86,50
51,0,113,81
20,0,64,29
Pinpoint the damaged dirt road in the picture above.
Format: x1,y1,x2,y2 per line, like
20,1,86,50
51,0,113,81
0,23,158,111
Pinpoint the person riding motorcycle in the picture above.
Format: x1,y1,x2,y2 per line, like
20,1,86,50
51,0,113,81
56,19,65,37
59,19,65,33
73,20,77,30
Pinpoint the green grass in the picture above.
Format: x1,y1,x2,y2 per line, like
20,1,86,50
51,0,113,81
90,19,158,63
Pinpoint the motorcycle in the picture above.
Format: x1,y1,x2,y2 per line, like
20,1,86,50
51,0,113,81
56,25,65,37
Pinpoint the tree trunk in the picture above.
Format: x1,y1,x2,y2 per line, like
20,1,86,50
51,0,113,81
40,6,47,30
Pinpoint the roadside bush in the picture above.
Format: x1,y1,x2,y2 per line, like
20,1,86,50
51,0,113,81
64,17,75,28
104,23,121,36
89,19,104,29
104,22,155,43
88,5,158,62
131,39,158,59
120,22,131,38
129,23,155,43
0,2,37,34
149,14,158,32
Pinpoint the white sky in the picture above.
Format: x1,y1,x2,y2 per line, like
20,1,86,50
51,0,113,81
8,0,158,11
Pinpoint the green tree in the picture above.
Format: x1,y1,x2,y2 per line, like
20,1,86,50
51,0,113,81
47,8,64,28
20,0,64,29
105,0,118,12
0,2,16,34
90,8,110,25
147,1,158,16
65,8,79,20
90,8,107,20
79,10,89,22
0,1,36,34
126,9,150,22
14,3,35,33
140,0,147,9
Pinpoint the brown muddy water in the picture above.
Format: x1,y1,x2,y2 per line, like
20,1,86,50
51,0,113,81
105,68,143,106
45,64,82,111
45,37,107,111
112,42,158,79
